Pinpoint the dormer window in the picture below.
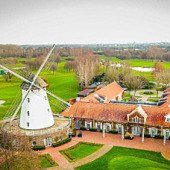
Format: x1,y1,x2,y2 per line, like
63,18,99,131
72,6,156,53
132,116,140,123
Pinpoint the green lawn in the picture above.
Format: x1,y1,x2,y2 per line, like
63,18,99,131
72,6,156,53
60,142,103,162
39,154,58,168
77,146,170,170
100,55,170,69
0,61,79,119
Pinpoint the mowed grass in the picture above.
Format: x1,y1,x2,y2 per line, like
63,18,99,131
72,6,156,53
0,61,79,119
39,154,58,168
77,146,170,170
60,142,103,162
100,55,170,69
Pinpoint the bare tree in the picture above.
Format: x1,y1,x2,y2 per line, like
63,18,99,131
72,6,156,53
0,126,40,170
155,70,170,90
74,49,100,89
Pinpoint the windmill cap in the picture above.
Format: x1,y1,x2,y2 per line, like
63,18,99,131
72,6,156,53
21,75,48,90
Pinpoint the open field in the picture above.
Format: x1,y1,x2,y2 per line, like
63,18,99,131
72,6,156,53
60,142,103,162
77,146,170,170
100,55,170,68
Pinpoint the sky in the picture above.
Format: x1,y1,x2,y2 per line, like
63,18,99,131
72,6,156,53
0,0,170,44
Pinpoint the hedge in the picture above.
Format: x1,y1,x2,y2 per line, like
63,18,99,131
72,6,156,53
32,145,45,151
154,135,164,139
52,138,71,147
109,130,118,134
89,128,97,132
80,127,86,130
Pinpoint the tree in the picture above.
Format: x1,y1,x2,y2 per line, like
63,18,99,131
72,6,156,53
103,66,119,83
155,70,170,90
124,75,144,96
74,49,100,89
153,61,164,74
50,64,57,74
0,126,40,170
3,72,13,82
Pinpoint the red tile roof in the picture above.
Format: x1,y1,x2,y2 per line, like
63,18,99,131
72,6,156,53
81,82,124,103
61,101,170,127
78,89,94,97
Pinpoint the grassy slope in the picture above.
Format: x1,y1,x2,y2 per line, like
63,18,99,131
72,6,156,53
77,146,170,170
60,142,103,162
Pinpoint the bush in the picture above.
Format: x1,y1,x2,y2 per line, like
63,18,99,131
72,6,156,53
154,135,163,139
144,134,151,138
89,128,97,132
80,127,86,130
140,134,151,138
72,129,76,137
143,91,154,95
109,130,118,134
32,145,45,151
52,138,71,147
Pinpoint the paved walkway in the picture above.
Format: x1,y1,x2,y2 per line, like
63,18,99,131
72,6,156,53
71,144,112,168
39,131,170,170
73,131,170,152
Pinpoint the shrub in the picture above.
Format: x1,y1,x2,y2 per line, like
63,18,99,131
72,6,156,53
154,135,164,139
89,128,97,132
32,145,45,151
144,91,154,95
144,134,151,138
52,138,71,147
109,130,118,134
140,134,151,138
72,129,76,137
80,127,86,130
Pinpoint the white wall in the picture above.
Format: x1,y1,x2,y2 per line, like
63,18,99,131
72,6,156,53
20,88,54,130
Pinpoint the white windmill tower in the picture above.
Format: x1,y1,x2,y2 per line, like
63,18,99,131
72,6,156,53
0,45,71,132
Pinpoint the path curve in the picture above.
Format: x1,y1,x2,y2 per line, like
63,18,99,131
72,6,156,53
71,144,112,168
161,151,170,161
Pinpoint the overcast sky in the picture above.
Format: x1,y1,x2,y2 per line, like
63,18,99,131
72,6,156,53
0,0,170,44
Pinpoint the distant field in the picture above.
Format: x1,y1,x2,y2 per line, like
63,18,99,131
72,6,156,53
100,55,170,69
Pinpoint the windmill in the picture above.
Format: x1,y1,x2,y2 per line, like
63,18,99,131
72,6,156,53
0,45,71,146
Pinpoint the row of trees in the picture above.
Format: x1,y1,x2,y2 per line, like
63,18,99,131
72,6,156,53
102,47,170,61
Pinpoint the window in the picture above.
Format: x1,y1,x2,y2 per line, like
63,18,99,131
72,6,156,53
27,98,30,103
166,117,170,122
27,122,29,127
44,96,47,100
47,108,50,112
132,117,140,123
27,111,30,116
32,141,36,146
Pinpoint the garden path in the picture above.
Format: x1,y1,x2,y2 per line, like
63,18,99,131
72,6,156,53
71,144,112,168
40,131,170,170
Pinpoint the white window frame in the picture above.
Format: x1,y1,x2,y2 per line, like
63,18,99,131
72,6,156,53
149,127,158,137
85,121,92,129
